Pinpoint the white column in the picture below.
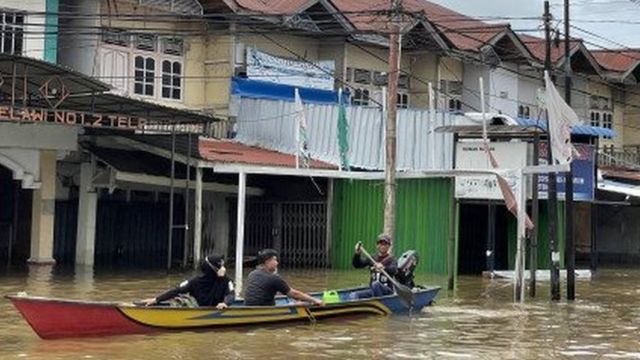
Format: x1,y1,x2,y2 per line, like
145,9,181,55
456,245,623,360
28,150,56,264
75,161,97,266
193,167,203,269
234,172,247,297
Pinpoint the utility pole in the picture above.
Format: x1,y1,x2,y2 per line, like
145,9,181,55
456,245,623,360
544,0,561,301
564,0,576,301
383,0,402,237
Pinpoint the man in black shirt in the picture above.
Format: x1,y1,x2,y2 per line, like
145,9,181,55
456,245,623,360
350,234,398,299
244,249,323,306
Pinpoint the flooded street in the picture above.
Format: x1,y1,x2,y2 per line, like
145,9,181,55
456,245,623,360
2,267,640,359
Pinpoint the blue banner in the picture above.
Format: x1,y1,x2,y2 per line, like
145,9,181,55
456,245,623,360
537,143,595,201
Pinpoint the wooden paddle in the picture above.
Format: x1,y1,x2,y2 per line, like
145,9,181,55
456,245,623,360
358,243,415,308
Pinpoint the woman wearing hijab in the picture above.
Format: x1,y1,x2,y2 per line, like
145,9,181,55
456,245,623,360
141,254,235,309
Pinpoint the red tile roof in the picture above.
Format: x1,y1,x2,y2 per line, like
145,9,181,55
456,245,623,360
520,34,582,63
198,139,336,169
229,0,508,51
592,50,640,73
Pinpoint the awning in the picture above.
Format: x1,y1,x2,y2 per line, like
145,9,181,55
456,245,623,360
231,77,348,104
62,93,218,124
0,53,110,99
513,117,616,138
598,179,640,198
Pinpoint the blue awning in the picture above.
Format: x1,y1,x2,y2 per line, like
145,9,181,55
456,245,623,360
230,77,348,104
513,117,616,138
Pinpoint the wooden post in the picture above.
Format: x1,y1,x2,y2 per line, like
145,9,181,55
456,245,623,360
193,167,203,269
325,178,334,267
564,0,576,301
544,0,561,301
530,133,540,297
448,134,458,291
515,170,528,302
167,125,176,270
235,172,247,297
383,3,402,237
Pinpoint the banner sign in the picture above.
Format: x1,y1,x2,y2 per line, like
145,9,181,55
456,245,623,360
538,142,595,201
455,142,528,199
246,48,335,91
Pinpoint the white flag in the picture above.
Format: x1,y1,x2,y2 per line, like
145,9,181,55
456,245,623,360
294,88,310,168
545,71,578,165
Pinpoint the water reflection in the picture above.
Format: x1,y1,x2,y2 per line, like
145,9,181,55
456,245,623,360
2,267,640,359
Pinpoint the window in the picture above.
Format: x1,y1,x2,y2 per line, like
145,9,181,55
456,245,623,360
351,88,369,106
354,69,371,84
135,34,156,52
398,74,410,89
590,110,612,128
162,60,182,99
603,113,613,129
1,11,24,55
590,112,598,127
134,56,155,96
373,71,388,86
161,37,184,56
397,93,409,109
518,105,531,119
448,98,462,113
101,28,184,101
102,28,129,47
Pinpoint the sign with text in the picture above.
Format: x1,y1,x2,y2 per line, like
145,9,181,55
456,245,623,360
0,105,149,130
455,142,529,199
537,142,595,201
246,48,335,91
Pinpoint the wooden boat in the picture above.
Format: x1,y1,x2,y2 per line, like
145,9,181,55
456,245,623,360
7,286,440,339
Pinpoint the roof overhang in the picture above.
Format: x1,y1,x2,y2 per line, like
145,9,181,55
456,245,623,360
485,28,535,65
557,43,603,76
0,54,111,100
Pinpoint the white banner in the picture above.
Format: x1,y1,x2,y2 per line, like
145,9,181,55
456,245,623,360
455,142,529,199
246,48,335,90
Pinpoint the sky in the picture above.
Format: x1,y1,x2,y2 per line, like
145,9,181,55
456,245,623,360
428,0,640,49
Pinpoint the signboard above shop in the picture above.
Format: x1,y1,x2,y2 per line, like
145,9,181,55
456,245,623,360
246,48,335,91
454,141,595,201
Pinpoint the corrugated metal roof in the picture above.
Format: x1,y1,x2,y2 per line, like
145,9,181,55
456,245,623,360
592,50,640,73
235,97,455,171
512,117,616,138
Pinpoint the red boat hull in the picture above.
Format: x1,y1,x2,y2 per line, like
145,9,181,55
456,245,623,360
8,296,153,339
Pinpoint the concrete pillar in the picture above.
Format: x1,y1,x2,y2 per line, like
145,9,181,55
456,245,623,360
75,161,97,266
28,150,57,264
234,172,246,297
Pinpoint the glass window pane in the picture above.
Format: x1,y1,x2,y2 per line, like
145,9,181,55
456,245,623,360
173,89,180,99
134,83,143,94
145,85,153,95
162,75,170,85
173,76,180,86
146,57,155,69
162,87,170,98
173,62,181,74
135,56,143,68
162,60,171,73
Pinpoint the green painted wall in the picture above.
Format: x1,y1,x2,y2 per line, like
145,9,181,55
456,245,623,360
508,201,566,270
44,0,58,63
331,178,453,274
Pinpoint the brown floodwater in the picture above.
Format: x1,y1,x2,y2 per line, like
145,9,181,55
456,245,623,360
1,265,639,359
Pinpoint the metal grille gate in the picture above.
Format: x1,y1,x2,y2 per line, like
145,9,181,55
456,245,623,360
231,200,328,268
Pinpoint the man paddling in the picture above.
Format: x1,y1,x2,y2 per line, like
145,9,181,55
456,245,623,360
351,234,398,299
243,249,323,307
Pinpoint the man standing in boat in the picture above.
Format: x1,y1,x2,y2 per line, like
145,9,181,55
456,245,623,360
244,249,324,306
351,234,398,299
